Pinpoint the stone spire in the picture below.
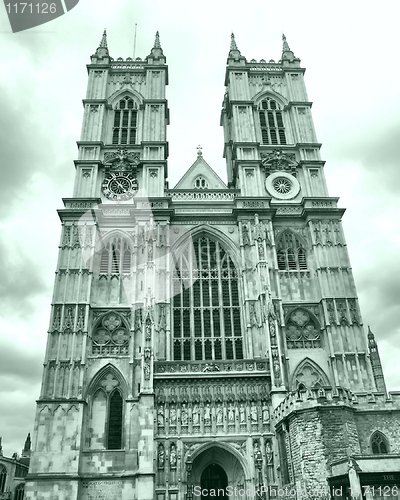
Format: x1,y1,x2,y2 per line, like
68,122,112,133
228,33,242,57
147,31,165,61
94,28,109,59
367,326,387,394
22,433,31,455
281,33,296,61
99,29,108,49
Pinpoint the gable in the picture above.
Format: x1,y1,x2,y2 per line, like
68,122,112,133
173,156,227,190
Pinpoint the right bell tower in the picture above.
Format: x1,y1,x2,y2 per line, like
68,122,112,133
221,33,378,395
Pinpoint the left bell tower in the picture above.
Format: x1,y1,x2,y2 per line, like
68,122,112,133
25,31,169,500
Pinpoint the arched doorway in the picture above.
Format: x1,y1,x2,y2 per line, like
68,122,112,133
200,463,228,498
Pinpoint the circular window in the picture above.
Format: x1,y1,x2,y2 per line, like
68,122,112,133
273,177,292,194
265,172,300,200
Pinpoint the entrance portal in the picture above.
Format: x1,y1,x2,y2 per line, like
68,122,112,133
200,463,228,498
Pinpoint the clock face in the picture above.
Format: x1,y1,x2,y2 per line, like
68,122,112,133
102,172,138,201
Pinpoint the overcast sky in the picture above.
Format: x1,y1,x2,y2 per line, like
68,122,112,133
0,0,399,457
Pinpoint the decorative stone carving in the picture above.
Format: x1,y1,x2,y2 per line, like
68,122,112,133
169,443,177,468
103,149,140,172
92,311,129,356
261,150,298,176
158,443,165,469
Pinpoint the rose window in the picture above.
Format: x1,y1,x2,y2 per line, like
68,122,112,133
285,309,321,349
92,312,129,355
273,177,292,194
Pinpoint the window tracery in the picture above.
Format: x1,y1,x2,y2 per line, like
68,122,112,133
14,483,24,500
258,98,286,145
0,465,6,493
172,236,243,361
112,96,138,145
286,310,321,349
92,311,129,355
194,176,209,189
371,431,389,454
276,231,307,271
99,237,132,275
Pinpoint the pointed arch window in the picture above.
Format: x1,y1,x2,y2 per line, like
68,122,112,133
0,465,6,493
371,431,389,454
276,231,307,271
194,176,208,189
88,370,125,451
98,237,132,276
14,484,25,500
172,236,243,361
258,98,286,145
112,96,138,145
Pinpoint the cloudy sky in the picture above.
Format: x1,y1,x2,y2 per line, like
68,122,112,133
0,0,399,457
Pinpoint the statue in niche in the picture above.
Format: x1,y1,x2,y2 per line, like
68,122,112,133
192,404,200,426
216,404,223,424
157,406,165,427
239,403,246,424
228,404,235,423
242,223,250,246
181,403,188,426
145,317,152,340
265,440,273,465
258,241,265,260
158,443,165,469
262,401,269,423
251,403,258,423
254,440,262,463
170,443,177,468
144,362,150,380
169,406,177,426
204,403,211,424
148,241,154,261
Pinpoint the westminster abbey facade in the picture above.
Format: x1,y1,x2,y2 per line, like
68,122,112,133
24,32,400,500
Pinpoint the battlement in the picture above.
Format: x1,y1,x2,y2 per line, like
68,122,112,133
272,387,400,423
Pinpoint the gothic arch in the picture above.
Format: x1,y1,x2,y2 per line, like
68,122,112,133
84,362,128,400
285,307,322,349
275,228,308,251
184,441,251,483
108,88,143,108
370,430,389,454
171,224,242,271
291,357,330,391
253,89,289,108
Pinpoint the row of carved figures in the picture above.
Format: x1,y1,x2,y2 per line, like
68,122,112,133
157,401,270,430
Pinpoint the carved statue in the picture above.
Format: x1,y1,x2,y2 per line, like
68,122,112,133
228,404,235,423
181,404,188,426
169,406,177,426
192,404,200,426
242,223,250,246
251,403,258,423
204,403,211,423
254,440,262,463
157,406,165,427
158,443,165,468
265,440,273,465
262,402,269,423
216,404,223,424
170,443,177,468
144,362,150,380
239,403,246,424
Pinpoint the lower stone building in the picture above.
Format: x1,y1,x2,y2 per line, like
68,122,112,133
0,436,30,500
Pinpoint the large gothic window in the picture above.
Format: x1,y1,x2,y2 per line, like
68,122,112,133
112,96,138,145
258,98,286,145
276,231,307,271
172,236,243,361
0,465,6,493
371,431,389,454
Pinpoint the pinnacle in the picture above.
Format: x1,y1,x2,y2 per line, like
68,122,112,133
230,33,238,51
154,31,162,49
99,28,108,49
282,33,291,52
